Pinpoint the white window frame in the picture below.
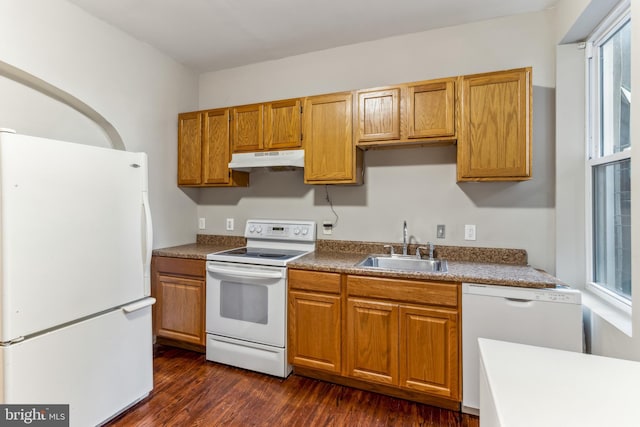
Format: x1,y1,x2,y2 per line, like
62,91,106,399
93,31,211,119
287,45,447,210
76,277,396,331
585,0,631,313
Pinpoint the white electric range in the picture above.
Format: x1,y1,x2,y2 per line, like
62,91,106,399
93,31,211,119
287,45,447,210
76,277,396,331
205,219,316,377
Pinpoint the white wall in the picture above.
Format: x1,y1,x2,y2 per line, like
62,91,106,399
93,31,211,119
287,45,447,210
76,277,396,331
0,76,111,147
555,0,640,360
0,0,199,248
555,43,586,290
196,11,557,273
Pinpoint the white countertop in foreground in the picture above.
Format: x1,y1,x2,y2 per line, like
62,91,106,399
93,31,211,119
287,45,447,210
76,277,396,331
478,338,640,427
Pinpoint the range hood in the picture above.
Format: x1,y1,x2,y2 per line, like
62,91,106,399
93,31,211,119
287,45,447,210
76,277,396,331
229,149,304,172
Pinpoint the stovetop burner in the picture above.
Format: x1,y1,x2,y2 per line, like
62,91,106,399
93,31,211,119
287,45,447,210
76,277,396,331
206,219,317,267
219,247,305,259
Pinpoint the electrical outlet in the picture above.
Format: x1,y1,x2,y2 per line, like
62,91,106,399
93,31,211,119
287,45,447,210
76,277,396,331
322,221,333,235
226,218,234,231
464,224,476,241
437,224,445,239
198,217,206,230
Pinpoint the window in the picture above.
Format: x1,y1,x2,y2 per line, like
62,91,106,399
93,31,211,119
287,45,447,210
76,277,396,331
587,1,631,305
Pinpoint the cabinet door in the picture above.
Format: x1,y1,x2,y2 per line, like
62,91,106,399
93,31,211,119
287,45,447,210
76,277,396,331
303,92,355,184
232,104,263,152
264,99,302,150
357,88,400,142
346,298,398,386
288,291,341,373
155,274,206,346
406,79,455,139
399,305,459,400
458,68,532,181
202,108,231,185
177,112,203,185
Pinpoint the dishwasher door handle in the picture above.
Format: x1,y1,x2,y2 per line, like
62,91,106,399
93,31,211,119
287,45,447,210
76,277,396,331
504,297,534,307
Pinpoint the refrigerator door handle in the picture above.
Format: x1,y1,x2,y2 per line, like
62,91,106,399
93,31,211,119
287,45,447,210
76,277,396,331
142,190,153,295
122,297,156,314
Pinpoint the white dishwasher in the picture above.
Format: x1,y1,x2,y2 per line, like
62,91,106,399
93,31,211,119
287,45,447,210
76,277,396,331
462,283,582,415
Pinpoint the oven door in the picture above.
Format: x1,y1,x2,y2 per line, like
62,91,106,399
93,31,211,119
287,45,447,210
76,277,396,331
206,261,286,347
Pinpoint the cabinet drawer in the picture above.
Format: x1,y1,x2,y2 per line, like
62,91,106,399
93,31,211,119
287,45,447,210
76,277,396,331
289,269,341,294
153,256,206,278
347,275,458,307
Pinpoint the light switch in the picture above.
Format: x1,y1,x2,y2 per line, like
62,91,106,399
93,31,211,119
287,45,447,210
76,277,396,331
198,218,206,230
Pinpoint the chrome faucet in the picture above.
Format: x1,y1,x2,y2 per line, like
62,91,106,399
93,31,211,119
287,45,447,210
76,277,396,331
402,220,408,255
416,242,435,260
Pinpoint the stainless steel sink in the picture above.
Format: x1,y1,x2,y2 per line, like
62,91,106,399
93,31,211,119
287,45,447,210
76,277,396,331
356,255,448,273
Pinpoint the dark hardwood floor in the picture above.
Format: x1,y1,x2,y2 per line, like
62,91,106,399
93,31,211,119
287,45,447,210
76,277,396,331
105,345,479,427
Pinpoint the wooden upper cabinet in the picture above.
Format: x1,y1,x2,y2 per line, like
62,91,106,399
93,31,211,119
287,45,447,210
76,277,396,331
406,79,455,139
357,88,401,142
177,112,203,185
457,67,532,181
303,92,361,184
356,78,456,148
202,109,232,185
232,104,263,152
264,98,302,150
178,109,249,187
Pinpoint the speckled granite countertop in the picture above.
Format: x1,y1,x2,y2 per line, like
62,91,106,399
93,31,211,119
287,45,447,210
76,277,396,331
152,236,563,288
151,235,245,260
289,240,562,288
288,251,562,288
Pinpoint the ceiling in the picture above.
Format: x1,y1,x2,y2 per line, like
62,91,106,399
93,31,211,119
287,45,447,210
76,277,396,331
68,0,558,73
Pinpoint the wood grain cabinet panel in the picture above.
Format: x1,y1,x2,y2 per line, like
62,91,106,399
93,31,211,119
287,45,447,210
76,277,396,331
232,104,264,152
288,291,341,373
346,298,399,386
177,112,203,185
264,99,302,150
303,92,361,184
457,67,532,181
289,269,341,294
356,78,456,148
178,109,249,187
156,274,205,345
399,305,459,400
202,109,233,184
407,79,455,139
342,275,460,404
357,88,401,142
152,256,206,351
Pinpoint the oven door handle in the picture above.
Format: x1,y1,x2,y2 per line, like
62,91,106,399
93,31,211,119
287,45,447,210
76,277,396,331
207,265,284,280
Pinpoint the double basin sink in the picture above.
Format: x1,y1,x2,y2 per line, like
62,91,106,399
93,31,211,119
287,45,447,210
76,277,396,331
356,254,448,273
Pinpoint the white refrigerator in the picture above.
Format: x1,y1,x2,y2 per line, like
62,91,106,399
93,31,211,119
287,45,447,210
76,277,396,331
0,130,155,426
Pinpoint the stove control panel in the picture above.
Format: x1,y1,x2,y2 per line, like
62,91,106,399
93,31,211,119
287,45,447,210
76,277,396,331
245,219,316,241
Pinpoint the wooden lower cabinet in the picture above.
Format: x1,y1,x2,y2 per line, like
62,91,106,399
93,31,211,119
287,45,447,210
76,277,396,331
288,270,342,373
151,256,206,352
288,269,461,408
399,305,459,399
346,298,398,385
346,299,459,400
289,291,341,373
